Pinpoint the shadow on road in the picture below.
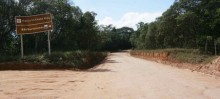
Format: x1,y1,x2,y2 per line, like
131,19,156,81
104,59,120,63
87,69,113,72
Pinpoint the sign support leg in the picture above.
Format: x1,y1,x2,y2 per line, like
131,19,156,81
48,31,51,55
20,34,24,58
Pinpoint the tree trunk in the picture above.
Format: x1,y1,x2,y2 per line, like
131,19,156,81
215,41,217,55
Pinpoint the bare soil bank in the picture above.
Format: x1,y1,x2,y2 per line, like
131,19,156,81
130,51,220,77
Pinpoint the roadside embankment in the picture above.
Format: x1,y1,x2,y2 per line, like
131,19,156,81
130,49,220,76
0,51,107,70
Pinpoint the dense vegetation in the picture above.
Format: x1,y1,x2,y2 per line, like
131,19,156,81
0,0,134,69
0,0,220,68
0,0,134,56
131,0,220,55
0,51,107,70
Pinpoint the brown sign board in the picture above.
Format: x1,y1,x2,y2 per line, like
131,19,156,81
15,13,53,34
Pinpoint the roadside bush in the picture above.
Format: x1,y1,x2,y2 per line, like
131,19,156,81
0,51,107,70
46,51,107,69
0,56,19,63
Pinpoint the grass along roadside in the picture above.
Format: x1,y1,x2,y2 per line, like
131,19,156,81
0,51,107,70
130,48,218,64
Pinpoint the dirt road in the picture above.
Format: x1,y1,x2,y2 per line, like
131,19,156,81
1,52,220,99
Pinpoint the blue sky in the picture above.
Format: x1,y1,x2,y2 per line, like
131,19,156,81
72,0,174,29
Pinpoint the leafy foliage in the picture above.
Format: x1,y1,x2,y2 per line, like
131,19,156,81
98,25,134,51
131,0,220,55
0,0,96,55
0,0,134,56
0,51,107,70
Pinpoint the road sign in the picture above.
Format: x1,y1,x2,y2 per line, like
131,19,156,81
15,13,53,34
15,13,53,58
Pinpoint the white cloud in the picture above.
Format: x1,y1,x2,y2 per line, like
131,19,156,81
98,12,162,29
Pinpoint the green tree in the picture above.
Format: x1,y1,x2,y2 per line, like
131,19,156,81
0,0,20,55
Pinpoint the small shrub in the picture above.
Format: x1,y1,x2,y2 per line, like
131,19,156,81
0,51,107,70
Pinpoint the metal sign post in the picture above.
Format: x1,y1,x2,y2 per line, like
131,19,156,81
48,31,51,55
20,34,24,58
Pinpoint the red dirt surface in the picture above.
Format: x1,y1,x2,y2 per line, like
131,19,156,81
1,52,220,99
130,51,220,76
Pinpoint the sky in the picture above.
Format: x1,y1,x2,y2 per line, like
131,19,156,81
72,0,174,29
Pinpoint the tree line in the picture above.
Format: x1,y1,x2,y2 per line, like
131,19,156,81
1,0,219,56
0,0,134,56
131,0,220,55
